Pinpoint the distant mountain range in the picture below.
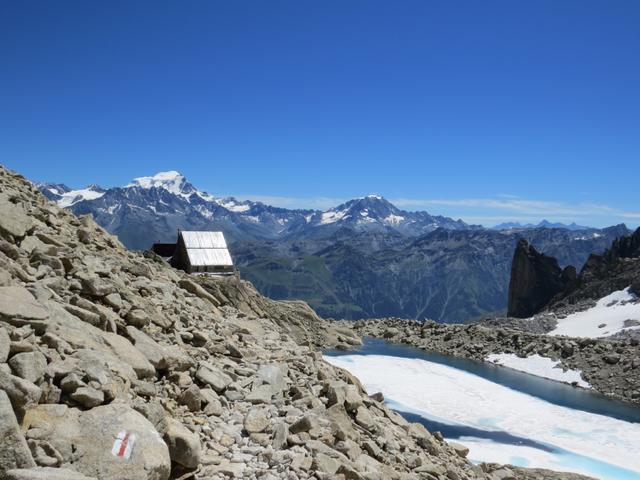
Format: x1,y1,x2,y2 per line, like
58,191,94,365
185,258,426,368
492,220,592,231
37,171,630,322
37,171,478,248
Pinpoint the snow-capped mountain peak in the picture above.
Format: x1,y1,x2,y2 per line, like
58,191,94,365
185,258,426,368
126,171,191,195
323,195,398,221
124,170,220,202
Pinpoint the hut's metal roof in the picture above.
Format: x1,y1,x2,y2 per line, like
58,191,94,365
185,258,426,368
186,248,233,267
179,231,233,267
180,231,228,249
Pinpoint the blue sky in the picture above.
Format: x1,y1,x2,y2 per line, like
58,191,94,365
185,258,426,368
1,1,639,227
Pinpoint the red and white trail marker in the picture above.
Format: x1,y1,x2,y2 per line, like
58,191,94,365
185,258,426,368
111,430,137,460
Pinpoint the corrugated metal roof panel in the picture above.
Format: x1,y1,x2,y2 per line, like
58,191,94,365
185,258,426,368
180,231,228,249
186,248,234,267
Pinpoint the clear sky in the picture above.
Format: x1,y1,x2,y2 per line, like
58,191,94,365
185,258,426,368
1,1,639,227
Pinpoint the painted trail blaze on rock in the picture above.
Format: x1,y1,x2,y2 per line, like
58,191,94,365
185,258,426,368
112,430,137,460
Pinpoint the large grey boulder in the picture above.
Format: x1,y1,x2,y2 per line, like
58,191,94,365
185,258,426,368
195,362,232,393
178,279,220,307
0,390,36,477
9,352,47,384
125,309,149,328
47,304,155,380
0,286,49,332
99,333,156,379
164,419,201,469
0,196,33,239
70,387,104,408
243,407,269,434
354,406,376,431
22,403,170,480
0,370,42,412
162,345,194,372
256,363,288,395
126,327,167,369
77,274,116,297
131,401,168,437
6,467,97,480
449,441,470,458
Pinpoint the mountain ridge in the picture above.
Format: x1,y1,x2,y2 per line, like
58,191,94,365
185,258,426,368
38,171,477,249
37,171,631,323
493,220,593,231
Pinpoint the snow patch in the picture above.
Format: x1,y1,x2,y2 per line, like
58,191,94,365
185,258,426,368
574,232,603,241
57,188,105,207
385,214,405,225
486,353,591,388
549,287,640,338
194,205,214,219
219,199,251,212
320,209,348,225
196,191,217,202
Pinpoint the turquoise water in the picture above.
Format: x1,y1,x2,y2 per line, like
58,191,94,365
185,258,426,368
325,337,640,480
388,399,640,480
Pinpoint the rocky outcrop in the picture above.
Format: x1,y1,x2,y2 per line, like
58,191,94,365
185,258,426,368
604,226,640,261
551,227,640,307
0,165,592,480
507,239,576,318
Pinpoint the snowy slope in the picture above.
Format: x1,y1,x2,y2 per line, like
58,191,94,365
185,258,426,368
38,183,106,207
486,353,591,388
57,186,105,207
549,287,640,338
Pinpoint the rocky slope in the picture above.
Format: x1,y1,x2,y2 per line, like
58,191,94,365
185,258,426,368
0,166,593,480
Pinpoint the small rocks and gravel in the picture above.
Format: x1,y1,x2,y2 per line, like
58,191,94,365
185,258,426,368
0,164,595,480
